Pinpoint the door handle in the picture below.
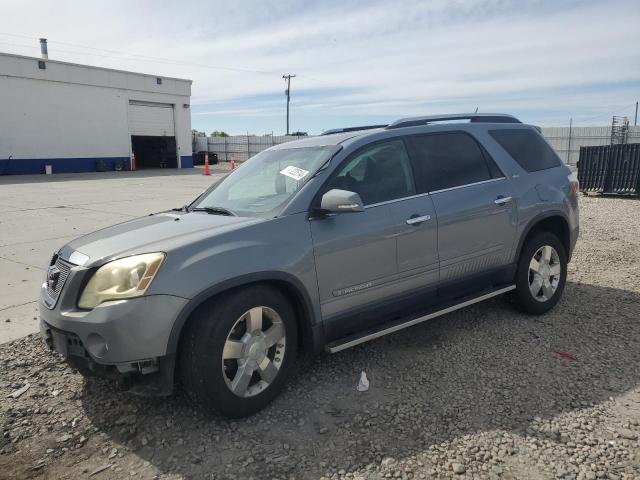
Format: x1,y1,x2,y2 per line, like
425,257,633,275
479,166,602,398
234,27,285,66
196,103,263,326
494,196,512,205
406,214,431,225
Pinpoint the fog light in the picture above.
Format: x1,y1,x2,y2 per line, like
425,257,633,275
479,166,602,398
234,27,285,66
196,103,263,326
85,333,108,358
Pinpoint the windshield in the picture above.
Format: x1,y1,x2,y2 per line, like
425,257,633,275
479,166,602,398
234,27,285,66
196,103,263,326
191,146,335,216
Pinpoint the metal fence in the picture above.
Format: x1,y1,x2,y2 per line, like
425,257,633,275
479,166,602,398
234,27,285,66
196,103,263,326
193,126,640,166
192,135,309,163
541,126,640,165
578,144,640,195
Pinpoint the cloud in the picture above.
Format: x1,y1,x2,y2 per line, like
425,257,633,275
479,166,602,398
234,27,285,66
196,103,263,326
1,0,639,133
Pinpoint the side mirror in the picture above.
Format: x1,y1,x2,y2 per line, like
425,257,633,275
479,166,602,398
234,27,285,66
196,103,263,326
320,189,364,213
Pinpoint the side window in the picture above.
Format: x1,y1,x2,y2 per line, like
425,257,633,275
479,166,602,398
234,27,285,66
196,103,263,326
405,133,494,191
489,128,561,172
327,140,416,205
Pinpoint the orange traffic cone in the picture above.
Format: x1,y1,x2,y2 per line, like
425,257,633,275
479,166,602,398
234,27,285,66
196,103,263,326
203,151,211,176
130,152,136,171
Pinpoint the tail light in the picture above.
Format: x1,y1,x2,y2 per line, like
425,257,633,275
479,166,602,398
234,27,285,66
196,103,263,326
568,172,579,195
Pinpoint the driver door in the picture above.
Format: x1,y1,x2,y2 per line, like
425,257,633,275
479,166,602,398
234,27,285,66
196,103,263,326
310,139,419,339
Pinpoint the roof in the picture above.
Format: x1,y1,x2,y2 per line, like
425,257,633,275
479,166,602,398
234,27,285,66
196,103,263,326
0,51,192,97
275,113,524,149
386,113,520,129
321,124,387,135
0,51,192,83
270,130,382,149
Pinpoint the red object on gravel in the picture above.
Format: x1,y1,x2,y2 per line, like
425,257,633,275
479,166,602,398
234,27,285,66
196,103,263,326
555,351,577,360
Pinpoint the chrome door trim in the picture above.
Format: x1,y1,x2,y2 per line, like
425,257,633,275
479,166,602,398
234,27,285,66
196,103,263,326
364,192,431,209
359,177,508,210
429,177,506,195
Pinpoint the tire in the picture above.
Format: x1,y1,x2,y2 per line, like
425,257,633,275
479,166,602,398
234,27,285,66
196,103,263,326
179,285,297,418
514,232,567,315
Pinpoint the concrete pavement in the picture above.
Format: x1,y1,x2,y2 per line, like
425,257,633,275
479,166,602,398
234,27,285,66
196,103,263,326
0,166,228,343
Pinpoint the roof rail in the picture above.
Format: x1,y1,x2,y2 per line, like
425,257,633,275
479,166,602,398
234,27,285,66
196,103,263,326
386,113,521,130
321,124,388,136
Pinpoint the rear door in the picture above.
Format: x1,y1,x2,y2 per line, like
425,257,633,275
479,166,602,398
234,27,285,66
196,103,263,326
405,132,517,293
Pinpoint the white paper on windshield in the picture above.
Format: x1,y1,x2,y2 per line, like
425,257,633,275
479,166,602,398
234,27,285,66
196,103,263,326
280,165,309,181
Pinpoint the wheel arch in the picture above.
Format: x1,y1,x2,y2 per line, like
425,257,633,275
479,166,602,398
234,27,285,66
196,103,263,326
167,272,323,360
515,211,571,263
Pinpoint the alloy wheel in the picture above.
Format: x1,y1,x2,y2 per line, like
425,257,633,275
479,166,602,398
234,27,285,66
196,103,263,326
528,245,562,302
221,306,286,398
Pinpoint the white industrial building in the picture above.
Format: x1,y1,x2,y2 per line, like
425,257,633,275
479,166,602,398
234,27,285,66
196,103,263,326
0,50,193,175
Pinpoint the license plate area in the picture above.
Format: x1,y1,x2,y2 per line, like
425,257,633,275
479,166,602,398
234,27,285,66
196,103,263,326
50,329,85,358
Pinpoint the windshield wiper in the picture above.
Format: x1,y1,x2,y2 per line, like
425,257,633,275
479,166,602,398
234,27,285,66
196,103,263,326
191,206,236,216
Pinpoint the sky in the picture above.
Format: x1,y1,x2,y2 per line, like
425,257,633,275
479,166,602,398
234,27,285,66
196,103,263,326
2,0,639,135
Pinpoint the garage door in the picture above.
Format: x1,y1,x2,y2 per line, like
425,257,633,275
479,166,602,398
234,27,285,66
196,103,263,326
128,101,174,136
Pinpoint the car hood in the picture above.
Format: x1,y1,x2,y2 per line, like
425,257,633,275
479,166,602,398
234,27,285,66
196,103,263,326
64,211,261,266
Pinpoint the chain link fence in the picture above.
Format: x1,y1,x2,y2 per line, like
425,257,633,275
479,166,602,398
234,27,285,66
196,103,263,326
193,135,309,163
194,126,640,166
541,126,640,165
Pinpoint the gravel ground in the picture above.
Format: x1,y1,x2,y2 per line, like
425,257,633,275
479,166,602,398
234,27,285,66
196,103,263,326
1,195,639,480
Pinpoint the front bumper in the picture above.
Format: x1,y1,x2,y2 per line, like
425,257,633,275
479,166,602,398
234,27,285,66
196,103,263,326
41,319,178,395
39,248,190,395
39,294,188,364
40,287,188,395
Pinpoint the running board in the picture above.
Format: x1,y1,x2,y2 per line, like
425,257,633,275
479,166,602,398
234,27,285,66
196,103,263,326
325,285,516,353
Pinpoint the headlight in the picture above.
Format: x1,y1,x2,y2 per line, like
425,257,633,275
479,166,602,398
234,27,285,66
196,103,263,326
78,252,165,309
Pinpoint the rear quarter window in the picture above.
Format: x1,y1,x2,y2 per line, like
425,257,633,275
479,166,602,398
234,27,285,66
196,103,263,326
489,129,562,172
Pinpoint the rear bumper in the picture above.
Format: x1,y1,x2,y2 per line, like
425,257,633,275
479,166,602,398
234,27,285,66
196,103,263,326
569,225,579,261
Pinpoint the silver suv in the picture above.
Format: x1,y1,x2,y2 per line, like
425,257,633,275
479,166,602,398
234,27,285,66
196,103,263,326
40,113,579,417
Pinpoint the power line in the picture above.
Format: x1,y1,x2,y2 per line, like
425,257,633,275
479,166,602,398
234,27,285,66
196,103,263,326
0,32,33,40
0,31,277,76
0,31,334,90
554,103,638,126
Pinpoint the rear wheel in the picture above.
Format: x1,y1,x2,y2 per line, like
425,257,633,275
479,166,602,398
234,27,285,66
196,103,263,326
514,232,567,315
179,285,297,417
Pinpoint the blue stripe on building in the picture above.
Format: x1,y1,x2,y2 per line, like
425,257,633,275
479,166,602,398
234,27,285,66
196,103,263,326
0,157,130,175
0,156,194,175
180,155,193,168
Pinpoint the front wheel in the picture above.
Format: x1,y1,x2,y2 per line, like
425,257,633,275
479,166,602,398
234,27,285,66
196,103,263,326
514,232,567,315
179,285,297,417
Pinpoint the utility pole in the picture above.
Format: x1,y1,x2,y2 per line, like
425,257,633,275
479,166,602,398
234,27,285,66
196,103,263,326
282,74,296,135
635,101,638,126
567,117,573,164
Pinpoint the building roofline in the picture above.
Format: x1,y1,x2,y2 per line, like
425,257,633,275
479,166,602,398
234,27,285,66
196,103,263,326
0,51,193,84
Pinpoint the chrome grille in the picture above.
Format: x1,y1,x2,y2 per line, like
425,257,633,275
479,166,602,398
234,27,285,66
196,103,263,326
46,257,72,302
